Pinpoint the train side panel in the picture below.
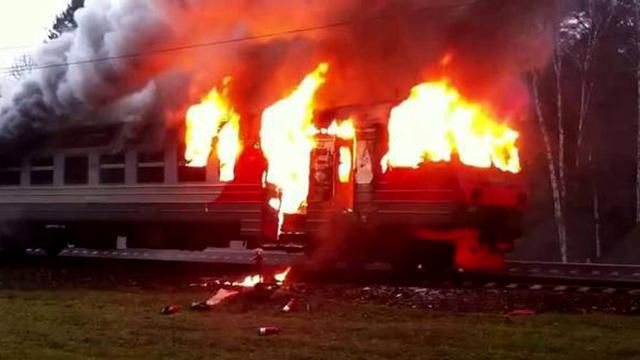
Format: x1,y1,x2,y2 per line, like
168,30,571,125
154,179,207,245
0,131,264,254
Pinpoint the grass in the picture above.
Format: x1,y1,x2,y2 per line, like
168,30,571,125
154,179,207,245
0,289,639,359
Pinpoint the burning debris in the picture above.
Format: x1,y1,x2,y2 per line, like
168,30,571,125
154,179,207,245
257,326,281,336
274,267,291,284
281,298,297,313
184,267,294,312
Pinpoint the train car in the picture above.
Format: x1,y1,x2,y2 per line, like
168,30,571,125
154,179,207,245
0,123,264,256
0,105,526,272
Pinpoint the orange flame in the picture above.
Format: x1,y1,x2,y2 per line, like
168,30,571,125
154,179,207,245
185,78,241,181
382,80,520,173
216,119,241,182
338,146,353,183
260,63,329,227
229,268,290,289
327,118,356,139
232,274,263,288
440,53,453,67
274,267,291,283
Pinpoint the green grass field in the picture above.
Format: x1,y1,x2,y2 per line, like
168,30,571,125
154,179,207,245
1,289,639,359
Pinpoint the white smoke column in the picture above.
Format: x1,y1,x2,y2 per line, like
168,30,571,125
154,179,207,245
0,0,171,139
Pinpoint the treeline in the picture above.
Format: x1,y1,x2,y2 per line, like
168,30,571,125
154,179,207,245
517,0,640,263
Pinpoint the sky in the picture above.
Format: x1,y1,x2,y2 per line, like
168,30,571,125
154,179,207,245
0,0,69,71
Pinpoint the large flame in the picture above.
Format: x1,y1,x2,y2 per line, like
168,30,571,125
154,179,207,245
260,63,329,220
216,120,241,182
185,78,241,181
382,81,520,173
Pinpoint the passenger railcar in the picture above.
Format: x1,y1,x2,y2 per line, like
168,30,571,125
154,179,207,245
0,106,526,271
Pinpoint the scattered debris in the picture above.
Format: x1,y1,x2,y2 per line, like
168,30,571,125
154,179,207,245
189,288,242,311
160,304,181,315
189,301,212,311
207,288,240,306
281,298,296,313
274,267,292,285
29,258,637,316
258,326,281,336
184,268,293,316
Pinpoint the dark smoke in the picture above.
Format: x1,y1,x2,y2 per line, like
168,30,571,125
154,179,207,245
0,0,559,143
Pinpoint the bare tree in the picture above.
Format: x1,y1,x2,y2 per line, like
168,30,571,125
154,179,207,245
565,0,617,168
587,151,602,257
49,0,85,40
8,54,35,81
532,72,569,262
552,47,567,205
636,0,640,223
559,0,617,257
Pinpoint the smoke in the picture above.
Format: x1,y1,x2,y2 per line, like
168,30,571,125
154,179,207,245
0,0,559,143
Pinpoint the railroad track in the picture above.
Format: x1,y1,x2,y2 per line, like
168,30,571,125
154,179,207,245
15,247,640,289
24,247,301,266
6,248,640,315
502,260,640,285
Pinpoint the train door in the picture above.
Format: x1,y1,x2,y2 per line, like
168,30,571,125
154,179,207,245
260,131,357,251
308,134,355,211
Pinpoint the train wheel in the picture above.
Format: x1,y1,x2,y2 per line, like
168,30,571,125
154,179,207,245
2,237,26,258
45,238,67,257
0,222,28,258
390,241,455,275
389,239,419,275
415,242,455,273
391,258,419,274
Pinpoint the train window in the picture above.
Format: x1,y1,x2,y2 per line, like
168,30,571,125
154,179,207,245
138,152,164,163
0,156,21,186
99,153,125,184
0,157,21,168
30,156,54,186
101,153,125,164
0,170,20,186
64,156,89,185
137,151,164,184
31,157,53,167
178,166,207,182
176,147,206,182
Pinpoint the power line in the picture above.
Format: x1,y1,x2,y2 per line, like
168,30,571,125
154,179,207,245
1,0,486,76
0,44,39,52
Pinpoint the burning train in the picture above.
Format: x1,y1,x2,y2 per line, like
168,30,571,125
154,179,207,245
0,62,526,272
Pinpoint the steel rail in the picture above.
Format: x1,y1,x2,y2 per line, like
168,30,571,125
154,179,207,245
15,248,640,289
